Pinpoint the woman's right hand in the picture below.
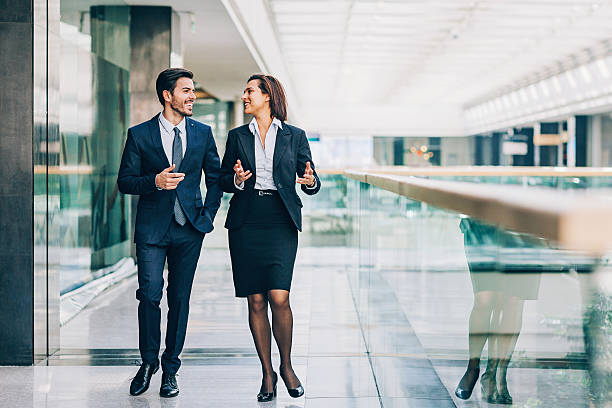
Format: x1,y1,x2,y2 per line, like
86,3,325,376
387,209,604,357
233,159,252,184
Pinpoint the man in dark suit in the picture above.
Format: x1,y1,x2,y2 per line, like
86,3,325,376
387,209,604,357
117,68,222,398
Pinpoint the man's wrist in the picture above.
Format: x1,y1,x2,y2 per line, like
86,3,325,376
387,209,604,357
155,174,163,190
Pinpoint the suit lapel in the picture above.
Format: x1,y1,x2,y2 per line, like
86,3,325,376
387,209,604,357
273,123,291,171
148,113,170,168
236,125,256,173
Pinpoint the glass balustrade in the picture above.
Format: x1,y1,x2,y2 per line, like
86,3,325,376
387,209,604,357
296,173,611,407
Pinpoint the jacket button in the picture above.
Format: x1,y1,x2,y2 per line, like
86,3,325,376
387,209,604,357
277,183,282,189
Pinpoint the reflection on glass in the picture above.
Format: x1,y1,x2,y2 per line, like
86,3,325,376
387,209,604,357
455,218,542,404
339,175,609,407
57,5,131,295
299,174,349,247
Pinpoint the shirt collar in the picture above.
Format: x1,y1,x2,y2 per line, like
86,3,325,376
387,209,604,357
159,112,186,135
249,117,283,136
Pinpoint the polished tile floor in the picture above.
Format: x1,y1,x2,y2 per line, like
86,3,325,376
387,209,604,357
1,239,595,407
2,245,455,408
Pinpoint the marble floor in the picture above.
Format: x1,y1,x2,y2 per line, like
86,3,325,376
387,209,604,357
1,246,446,408
0,242,597,407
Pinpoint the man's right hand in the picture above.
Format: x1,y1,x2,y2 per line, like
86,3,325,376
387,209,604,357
155,164,185,190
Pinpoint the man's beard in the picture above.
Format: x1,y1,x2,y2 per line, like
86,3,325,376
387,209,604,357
171,100,192,117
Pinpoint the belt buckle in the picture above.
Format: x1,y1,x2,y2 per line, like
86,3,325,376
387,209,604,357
258,190,272,196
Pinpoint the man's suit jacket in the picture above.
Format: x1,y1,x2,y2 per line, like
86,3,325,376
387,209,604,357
117,114,223,244
219,122,321,231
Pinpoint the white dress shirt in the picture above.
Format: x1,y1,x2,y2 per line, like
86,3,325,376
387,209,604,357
235,117,316,190
252,116,281,190
158,112,187,165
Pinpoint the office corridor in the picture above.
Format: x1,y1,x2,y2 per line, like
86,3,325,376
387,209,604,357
1,244,462,408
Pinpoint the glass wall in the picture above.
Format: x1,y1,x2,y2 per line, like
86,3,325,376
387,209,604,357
55,4,132,295
423,174,612,190
192,99,232,157
594,113,612,166
33,0,57,361
373,136,472,166
341,175,611,407
299,173,349,247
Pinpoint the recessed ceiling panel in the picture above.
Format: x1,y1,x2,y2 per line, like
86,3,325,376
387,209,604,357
269,0,612,108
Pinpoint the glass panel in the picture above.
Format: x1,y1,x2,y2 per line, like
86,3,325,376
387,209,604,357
34,9,48,361
57,5,131,297
342,175,610,407
426,174,612,190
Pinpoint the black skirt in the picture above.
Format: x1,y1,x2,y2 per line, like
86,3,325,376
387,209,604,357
228,190,298,297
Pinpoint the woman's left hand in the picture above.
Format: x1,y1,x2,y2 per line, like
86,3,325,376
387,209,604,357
296,161,315,187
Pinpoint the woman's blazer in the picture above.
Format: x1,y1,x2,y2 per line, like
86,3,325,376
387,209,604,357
219,122,321,231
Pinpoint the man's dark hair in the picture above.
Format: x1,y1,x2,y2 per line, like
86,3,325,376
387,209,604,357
248,74,288,122
156,68,194,106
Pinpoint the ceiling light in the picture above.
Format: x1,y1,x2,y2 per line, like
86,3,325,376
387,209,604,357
551,77,562,93
580,66,592,84
565,71,577,88
597,59,610,78
529,84,539,100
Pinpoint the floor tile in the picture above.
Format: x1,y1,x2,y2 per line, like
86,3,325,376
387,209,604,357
305,397,381,408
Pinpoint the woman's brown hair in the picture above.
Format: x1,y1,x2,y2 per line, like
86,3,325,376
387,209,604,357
248,74,288,122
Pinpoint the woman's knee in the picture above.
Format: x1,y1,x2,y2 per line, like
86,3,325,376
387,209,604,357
248,294,268,313
268,291,290,311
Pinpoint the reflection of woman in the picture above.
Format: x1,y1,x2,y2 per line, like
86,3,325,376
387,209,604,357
455,218,541,404
219,74,321,402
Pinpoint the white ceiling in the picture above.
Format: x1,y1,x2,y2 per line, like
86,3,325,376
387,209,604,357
59,0,612,135
171,1,261,100
268,0,612,110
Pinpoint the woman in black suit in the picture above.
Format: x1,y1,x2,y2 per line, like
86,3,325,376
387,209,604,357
219,74,320,402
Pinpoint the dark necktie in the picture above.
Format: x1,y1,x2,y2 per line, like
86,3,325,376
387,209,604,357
172,127,187,226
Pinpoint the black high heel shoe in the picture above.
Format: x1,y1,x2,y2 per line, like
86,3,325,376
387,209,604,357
480,371,499,403
257,372,277,402
454,367,480,400
286,383,304,398
280,367,304,398
497,383,513,405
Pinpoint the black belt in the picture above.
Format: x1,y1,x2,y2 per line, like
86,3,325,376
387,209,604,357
255,189,278,197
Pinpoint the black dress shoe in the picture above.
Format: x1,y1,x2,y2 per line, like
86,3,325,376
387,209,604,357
454,367,480,400
160,373,179,398
280,369,304,398
257,372,277,402
130,362,159,396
